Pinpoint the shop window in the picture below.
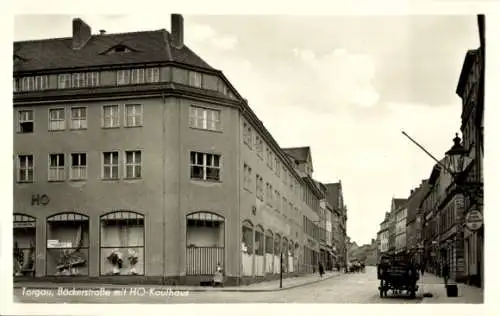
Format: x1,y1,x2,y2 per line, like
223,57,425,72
46,213,89,276
186,212,225,275
13,214,36,277
100,211,145,275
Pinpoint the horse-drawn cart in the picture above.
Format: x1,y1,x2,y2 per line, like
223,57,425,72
377,255,419,298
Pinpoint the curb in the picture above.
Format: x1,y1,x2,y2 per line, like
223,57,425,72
14,273,341,293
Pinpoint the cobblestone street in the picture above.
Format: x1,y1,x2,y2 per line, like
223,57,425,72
14,267,430,304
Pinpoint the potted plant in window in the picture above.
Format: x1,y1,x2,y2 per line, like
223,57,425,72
127,249,139,275
106,249,123,275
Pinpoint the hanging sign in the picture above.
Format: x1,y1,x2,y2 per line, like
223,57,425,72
465,210,483,231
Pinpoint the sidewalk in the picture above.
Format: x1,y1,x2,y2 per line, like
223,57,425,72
419,272,483,304
14,271,341,293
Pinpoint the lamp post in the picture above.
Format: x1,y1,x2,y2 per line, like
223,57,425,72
403,131,483,289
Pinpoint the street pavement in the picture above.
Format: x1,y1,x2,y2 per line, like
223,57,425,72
14,267,429,304
418,272,483,304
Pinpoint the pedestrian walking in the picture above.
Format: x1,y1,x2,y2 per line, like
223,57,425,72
318,262,325,277
442,262,450,287
213,263,224,287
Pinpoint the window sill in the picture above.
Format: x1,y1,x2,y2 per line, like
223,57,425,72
102,126,121,130
124,177,143,181
124,125,143,129
16,181,34,184
48,129,66,132
16,132,34,135
189,126,223,134
190,178,222,184
101,178,120,182
69,128,88,131
69,179,87,182
48,179,65,183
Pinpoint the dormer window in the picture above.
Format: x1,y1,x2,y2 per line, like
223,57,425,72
104,44,134,55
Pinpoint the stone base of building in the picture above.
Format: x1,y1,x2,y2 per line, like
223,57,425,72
14,272,306,286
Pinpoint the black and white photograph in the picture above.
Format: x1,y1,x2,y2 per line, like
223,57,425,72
4,2,498,314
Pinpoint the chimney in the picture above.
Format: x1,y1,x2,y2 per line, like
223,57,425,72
99,29,106,35
171,14,184,48
72,18,92,50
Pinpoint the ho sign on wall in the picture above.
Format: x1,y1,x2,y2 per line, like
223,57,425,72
31,194,50,206
465,210,483,231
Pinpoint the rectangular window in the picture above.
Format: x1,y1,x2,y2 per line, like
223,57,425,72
103,152,119,179
146,68,160,83
125,151,142,179
269,184,274,206
70,153,87,180
103,105,120,128
131,69,146,84
189,106,221,131
190,152,221,181
255,135,263,157
18,109,34,133
87,72,100,87
58,74,72,89
117,70,130,85
125,104,143,127
70,107,87,129
188,71,202,88
21,77,34,91
275,191,280,211
34,76,49,90
243,163,252,191
48,108,66,131
48,153,65,181
243,122,253,147
17,155,34,183
72,73,87,88
13,78,18,92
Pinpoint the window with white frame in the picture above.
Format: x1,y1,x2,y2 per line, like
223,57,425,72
243,122,252,147
189,106,221,131
58,74,72,89
188,71,202,88
146,68,160,83
18,110,34,133
70,153,87,180
243,163,252,191
34,76,49,90
275,190,280,211
102,152,119,179
71,107,87,129
275,158,280,176
265,183,270,204
125,104,143,127
190,152,221,181
283,197,288,214
17,155,34,183
72,73,87,88
255,175,263,200
131,69,146,84
48,108,65,131
117,70,130,85
87,72,100,87
268,184,274,206
103,105,120,128
255,135,263,157
20,77,34,91
48,153,65,181
125,151,142,179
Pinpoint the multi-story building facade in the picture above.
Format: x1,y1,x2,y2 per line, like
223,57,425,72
12,15,325,285
325,181,348,269
387,198,405,254
377,212,390,258
405,180,429,263
395,205,407,254
455,15,484,287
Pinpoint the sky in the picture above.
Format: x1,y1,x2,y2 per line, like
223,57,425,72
14,14,480,246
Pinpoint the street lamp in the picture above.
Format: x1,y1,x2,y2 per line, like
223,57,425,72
444,133,468,175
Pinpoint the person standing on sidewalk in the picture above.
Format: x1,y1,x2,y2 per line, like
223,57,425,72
442,262,450,287
318,262,325,277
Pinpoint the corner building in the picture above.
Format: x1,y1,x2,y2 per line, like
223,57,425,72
13,15,324,285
